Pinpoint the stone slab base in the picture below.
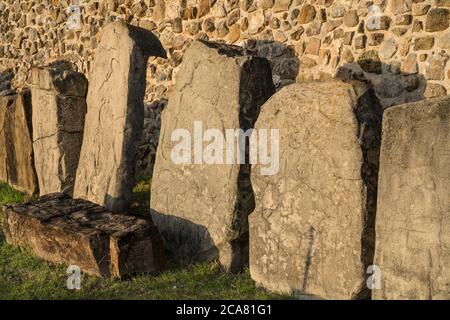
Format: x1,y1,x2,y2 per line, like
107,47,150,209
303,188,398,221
2,193,166,277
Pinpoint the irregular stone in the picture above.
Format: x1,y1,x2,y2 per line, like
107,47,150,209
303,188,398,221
248,10,265,34
150,40,275,272
227,24,241,43
425,54,449,80
0,69,13,96
74,21,166,212
436,0,450,7
375,75,405,98
437,32,450,49
401,53,418,74
330,3,345,18
272,57,300,79
358,50,382,74
342,48,354,62
425,8,449,32
198,0,210,18
300,56,317,68
290,27,304,40
173,17,183,33
392,26,408,36
326,19,343,32
0,91,38,195
389,0,412,14
2,193,166,277
30,63,87,197
373,96,450,300
305,37,321,55
298,4,316,24
258,0,272,10
424,83,448,98
272,0,291,12
412,20,423,32
414,36,435,50
379,38,398,60
343,10,359,27
227,8,241,26
395,14,413,25
250,80,383,299
369,33,384,46
366,16,391,31
343,31,354,45
412,3,431,15
398,37,412,56
211,1,227,17
354,35,367,49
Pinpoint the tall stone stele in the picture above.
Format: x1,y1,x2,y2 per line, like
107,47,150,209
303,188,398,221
373,96,450,300
74,21,166,212
0,90,38,195
249,80,383,299
150,40,275,272
30,62,88,196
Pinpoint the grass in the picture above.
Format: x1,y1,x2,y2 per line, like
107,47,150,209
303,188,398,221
0,181,288,300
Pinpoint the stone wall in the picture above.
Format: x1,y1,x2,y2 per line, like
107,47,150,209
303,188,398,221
0,0,449,176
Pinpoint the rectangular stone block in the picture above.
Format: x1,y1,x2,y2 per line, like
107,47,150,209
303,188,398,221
74,21,166,213
373,96,450,300
249,80,383,299
30,62,88,197
0,91,38,194
150,40,275,272
2,193,166,277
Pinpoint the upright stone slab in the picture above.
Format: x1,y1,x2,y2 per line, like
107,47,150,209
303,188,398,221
74,21,166,212
373,96,450,300
3,193,166,277
150,40,275,272
31,63,88,196
249,80,383,299
0,91,38,194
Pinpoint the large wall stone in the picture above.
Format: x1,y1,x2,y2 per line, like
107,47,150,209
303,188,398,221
31,63,88,197
0,90,38,194
373,96,450,300
150,40,275,272
73,21,166,212
2,193,166,277
249,80,383,299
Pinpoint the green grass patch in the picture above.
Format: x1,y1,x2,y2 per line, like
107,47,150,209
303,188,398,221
0,180,288,300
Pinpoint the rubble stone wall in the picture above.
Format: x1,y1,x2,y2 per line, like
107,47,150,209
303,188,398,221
1,0,449,176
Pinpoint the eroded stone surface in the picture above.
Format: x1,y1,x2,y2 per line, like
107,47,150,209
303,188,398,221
249,80,383,299
150,40,275,272
30,62,88,197
2,193,166,277
0,91,38,194
373,96,450,300
74,21,166,213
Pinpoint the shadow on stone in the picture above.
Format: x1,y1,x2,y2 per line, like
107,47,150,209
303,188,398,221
135,100,167,181
150,208,219,266
243,40,300,90
336,61,427,108
337,61,426,298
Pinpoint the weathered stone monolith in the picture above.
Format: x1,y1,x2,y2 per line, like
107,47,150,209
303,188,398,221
3,193,166,277
74,21,166,212
373,96,450,300
30,62,88,196
0,91,38,194
249,80,383,299
150,40,275,272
